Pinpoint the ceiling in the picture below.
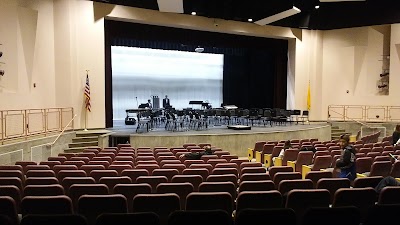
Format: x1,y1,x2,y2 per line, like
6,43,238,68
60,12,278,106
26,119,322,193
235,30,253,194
93,0,400,30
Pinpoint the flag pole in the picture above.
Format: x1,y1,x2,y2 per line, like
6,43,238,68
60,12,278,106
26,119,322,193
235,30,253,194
84,109,88,131
84,70,89,131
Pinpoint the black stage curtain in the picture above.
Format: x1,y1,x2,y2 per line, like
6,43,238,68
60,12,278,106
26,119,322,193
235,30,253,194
105,20,288,127
223,50,277,109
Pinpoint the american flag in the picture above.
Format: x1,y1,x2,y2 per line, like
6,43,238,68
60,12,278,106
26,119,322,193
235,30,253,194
84,74,91,112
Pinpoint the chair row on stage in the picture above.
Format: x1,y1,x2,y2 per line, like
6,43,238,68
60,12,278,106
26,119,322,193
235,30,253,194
134,108,310,133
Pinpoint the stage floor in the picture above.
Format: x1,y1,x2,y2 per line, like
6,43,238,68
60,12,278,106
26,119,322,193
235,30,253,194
109,120,328,136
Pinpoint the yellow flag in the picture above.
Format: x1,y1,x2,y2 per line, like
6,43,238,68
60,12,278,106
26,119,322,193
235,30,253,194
307,81,311,111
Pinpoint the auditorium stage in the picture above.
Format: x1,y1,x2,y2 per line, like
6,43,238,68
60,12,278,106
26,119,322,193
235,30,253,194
109,121,331,157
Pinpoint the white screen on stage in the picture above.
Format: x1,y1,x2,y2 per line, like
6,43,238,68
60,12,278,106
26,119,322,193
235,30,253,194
111,46,224,120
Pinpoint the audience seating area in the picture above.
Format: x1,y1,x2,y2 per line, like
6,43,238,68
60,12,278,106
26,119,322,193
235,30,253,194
249,132,399,180
0,139,399,225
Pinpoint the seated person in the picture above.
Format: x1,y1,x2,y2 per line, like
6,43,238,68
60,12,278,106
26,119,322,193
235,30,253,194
299,146,317,161
375,176,400,194
392,125,400,146
272,140,292,164
335,134,356,181
300,146,316,153
180,146,213,160
146,99,152,109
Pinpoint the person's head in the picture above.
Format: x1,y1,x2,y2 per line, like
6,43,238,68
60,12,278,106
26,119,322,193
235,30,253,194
396,125,400,132
339,134,350,148
165,95,168,99
204,145,212,153
283,140,292,149
148,99,151,103
300,146,316,153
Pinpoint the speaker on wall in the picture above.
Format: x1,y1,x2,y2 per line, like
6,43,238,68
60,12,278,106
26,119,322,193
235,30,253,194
299,13,310,29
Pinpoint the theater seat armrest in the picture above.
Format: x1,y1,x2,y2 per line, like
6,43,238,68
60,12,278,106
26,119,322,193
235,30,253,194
287,161,296,171
302,165,312,179
356,173,367,178
255,150,262,163
274,157,283,166
248,148,254,161
264,154,272,168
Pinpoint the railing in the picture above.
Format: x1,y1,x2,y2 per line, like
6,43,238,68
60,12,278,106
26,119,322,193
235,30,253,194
49,114,77,147
0,107,74,144
328,105,400,122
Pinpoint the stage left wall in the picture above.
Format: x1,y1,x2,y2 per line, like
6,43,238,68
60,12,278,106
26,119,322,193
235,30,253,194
0,132,75,165
0,0,106,129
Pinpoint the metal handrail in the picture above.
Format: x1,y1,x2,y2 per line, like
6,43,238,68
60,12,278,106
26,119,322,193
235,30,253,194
0,107,74,144
328,109,374,129
48,114,77,147
328,104,400,123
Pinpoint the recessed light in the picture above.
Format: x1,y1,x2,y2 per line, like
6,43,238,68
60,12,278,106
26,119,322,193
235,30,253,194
248,18,253,22
315,5,320,9
191,11,196,15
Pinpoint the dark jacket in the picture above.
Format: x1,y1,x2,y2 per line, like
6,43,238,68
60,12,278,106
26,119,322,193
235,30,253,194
392,131,400,145
163,98,170,108
375,176,400,194
184,150,213,160
300,146,316,153
336,145,356,169
336,145,357,180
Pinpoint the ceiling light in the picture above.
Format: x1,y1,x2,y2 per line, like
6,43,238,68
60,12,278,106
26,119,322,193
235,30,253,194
315,5,320,9
191,11,196,15
255,6,301,25
195,47,204,53
248,18,253,22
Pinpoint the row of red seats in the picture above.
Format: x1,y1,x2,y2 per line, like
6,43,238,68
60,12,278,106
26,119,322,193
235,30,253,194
254,132,394,153
9,205,399,225
0,160,266,195
1,164,396,204
1,185,399,225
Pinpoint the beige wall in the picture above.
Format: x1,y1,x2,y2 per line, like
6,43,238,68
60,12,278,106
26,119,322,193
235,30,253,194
293,30,324,119
0,0,56,108
390,24,400,104
0,131,75,165
53,0,106,128
0,0,105,128
294,25,397,121
0,0,399,127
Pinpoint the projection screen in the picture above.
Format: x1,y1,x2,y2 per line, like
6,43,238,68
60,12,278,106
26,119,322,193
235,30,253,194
111,46,224,120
